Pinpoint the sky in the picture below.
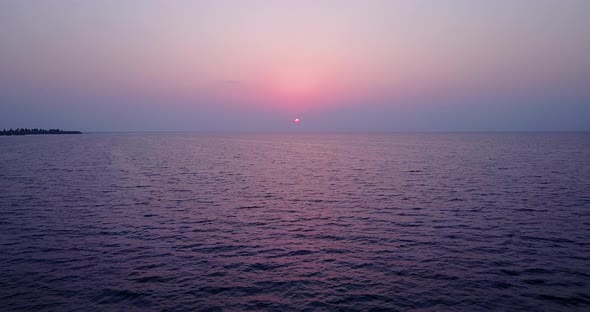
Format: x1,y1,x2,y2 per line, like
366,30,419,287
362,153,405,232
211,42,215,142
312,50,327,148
1,0,589,132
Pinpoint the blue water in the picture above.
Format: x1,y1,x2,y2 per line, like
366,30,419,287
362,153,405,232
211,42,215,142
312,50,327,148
1,133,589,311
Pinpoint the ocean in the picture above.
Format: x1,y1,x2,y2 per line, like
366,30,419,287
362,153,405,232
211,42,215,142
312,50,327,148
1,133,589,311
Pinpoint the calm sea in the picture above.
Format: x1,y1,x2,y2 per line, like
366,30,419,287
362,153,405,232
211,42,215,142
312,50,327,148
1,133,589,311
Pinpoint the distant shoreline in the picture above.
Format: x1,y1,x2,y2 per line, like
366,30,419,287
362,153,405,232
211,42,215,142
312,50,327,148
0,128,82,136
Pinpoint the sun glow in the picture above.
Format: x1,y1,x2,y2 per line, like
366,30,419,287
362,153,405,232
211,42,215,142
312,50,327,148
260,68,346,113
275,72,319,95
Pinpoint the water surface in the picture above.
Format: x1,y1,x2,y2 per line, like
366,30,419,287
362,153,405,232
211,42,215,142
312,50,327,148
1,133,589,311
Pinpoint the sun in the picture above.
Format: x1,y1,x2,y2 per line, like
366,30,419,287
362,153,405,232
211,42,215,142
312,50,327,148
294,118,301,125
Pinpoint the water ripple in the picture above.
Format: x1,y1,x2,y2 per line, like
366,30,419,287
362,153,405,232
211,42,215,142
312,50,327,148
0,133,589,311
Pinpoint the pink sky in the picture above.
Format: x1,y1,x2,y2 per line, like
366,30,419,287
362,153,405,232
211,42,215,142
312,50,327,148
1,0,589,131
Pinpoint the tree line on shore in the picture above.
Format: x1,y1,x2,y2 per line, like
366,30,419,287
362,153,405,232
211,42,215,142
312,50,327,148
0,128,82,136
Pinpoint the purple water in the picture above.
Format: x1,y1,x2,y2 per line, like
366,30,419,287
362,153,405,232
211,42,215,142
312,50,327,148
1,133,589,311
